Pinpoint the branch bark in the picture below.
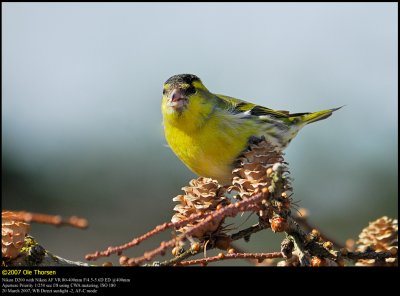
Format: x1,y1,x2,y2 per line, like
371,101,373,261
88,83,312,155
4,236,90,267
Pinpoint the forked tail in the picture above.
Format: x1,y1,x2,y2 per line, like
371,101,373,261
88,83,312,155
292,106,344,125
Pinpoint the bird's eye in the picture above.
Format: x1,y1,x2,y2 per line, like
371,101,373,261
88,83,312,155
184,85,196,96
163,89,166,95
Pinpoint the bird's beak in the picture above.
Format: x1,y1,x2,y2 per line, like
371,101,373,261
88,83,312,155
166,89,188,111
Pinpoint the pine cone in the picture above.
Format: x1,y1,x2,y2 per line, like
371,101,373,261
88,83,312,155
228,139,292,223
356,216,398,266
230,139,291,199
2,211,31,259
171,177,228,239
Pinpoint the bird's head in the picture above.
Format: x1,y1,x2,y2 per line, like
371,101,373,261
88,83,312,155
162,74,212,116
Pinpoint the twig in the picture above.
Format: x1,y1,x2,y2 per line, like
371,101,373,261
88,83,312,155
230,222,267,241
285,215,335,265
86,190,268,262
122,240,178,266
285,215,395,266
120,194,266,265
85,211,211,260
176,252,283,266
4,236,90,267
4,210,88,229
158,248,200,266
340,250,395,261
183,191,266,238
294,216,344,249
157,222,270,266
228,242,278,266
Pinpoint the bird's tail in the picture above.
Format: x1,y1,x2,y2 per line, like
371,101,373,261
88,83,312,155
291,106,344,125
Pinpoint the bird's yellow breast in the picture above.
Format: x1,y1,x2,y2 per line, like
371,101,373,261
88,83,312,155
163,111,258,184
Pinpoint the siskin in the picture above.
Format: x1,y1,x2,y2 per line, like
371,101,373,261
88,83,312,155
161,74,341,184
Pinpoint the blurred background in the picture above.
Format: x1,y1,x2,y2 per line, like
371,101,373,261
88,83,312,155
2,3,397,266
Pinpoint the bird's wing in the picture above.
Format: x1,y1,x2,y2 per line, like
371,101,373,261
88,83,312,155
216,94,291,118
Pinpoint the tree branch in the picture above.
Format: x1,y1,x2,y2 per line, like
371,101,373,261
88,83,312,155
294,216,344,249
230,222,268,241
176,252,283,266
87,190,268,264
4,236,90,267
3,210,88,229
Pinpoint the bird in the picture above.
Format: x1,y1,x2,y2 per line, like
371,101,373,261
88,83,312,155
161,74,341,185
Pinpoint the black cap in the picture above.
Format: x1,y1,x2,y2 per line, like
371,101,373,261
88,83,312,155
165,74,201,85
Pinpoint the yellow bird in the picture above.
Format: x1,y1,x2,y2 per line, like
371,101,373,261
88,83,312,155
161,74,341,184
